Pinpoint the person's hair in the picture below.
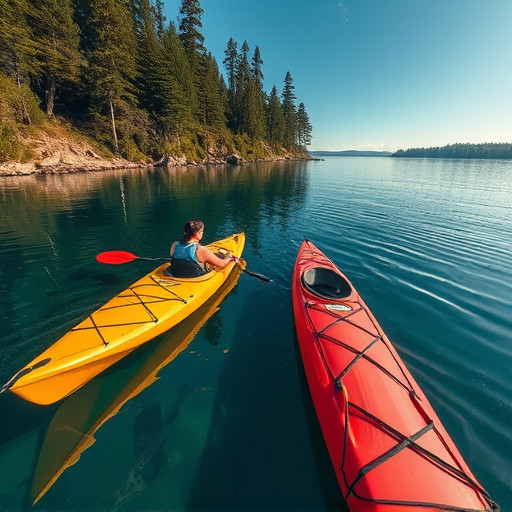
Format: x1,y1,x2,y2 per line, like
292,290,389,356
181,220,204,242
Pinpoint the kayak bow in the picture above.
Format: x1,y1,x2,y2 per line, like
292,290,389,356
292,239,498,512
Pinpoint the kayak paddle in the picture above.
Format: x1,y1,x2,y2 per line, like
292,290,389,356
96,251,271,282
239,259,271,282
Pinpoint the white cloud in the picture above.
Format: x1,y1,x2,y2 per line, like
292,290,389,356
337,3,349,22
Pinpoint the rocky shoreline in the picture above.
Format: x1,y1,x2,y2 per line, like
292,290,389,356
0,134,311,177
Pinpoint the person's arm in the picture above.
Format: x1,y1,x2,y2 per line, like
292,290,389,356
196,246,235,268
170,241,177,257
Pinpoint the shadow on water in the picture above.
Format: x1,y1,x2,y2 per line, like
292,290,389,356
186,283,347,512
291,337,349,512
132,402,167,483
0,392,57,447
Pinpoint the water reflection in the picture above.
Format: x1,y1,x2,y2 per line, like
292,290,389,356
30,269,241,506
0,158,509,510
0,162,309,260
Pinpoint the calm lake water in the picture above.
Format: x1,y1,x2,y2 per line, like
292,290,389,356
0,157,510,511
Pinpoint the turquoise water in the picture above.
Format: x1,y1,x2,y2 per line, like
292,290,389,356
0,157,510,510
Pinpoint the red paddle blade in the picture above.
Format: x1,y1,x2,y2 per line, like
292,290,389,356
96,250,138,264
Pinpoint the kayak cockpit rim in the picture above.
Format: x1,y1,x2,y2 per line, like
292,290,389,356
301,267,352,300
158,265,216,282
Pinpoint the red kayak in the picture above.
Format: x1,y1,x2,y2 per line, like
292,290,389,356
292,239,498,512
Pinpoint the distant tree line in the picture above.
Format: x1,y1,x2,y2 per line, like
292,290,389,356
0,0,312,160
392,143,512,160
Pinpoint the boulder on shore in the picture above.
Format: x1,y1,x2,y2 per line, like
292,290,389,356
226,153,243,165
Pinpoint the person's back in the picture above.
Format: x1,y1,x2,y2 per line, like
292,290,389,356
172,241,200,262
167,240,207,277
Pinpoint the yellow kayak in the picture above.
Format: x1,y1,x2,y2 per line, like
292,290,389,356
31,267,243,505
4,233,245,405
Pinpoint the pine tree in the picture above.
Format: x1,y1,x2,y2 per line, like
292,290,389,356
203,53,226,129
0,0,42,124
87,0,139,153
282,71,297,148
296,102,312,147
223,38,238,94
266,85,285,149
223,37,238,128
251,45,264,84
153,0,166,40
73,0,94,53
29,0,83,117
248,45,266,139
178,0,207,123
178,0,205,63
234,40,250,134
135,0,162,117
157,22,195,136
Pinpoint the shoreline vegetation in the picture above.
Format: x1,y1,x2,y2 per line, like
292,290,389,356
0,121,312,177
0,0,313,177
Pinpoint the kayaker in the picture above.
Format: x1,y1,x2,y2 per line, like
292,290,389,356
167,220,236,277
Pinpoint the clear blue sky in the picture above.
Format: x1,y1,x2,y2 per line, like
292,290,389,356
164,0,512,152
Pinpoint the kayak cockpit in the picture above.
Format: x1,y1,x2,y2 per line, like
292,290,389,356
301,267,352,299
156,265,216,283
163,258,209,279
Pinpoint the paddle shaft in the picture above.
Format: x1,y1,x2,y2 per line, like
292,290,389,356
134,256,171,262
241,267,271,282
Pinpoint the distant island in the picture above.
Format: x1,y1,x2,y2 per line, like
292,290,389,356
392,142,512,159
310,143,512,160
308,150,393,157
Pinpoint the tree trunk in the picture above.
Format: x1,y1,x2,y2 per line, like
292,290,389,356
46,73,56,118
14,60,31,125
109,95,119,152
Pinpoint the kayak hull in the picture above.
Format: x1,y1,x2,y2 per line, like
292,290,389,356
292,239,497,511
8,233,245,405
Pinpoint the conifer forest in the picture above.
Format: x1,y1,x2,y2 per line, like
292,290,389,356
0,0,313,163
